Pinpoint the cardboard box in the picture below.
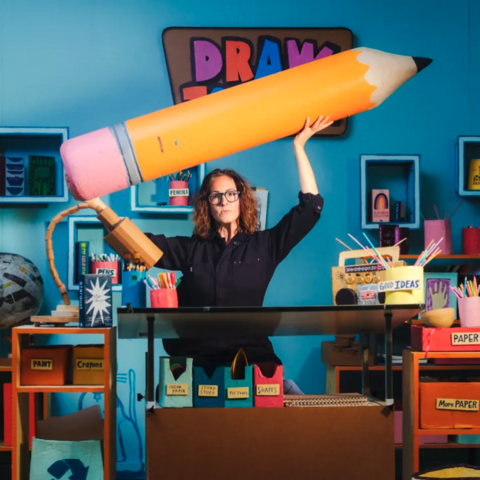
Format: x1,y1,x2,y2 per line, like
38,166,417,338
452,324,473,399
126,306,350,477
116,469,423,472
420,381,480,429
224,365,253,408
72,345,104,385
321,341,374,366
21,346,71,386
411,325,480,352
159,357,193,408
193,366,224,408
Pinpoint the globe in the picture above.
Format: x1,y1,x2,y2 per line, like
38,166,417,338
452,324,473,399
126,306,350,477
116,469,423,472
0,253,44,328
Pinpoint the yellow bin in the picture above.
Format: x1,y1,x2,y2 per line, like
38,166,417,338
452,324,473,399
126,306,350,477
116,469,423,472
72,345,105,385
468,159,480,190
383,266,424,305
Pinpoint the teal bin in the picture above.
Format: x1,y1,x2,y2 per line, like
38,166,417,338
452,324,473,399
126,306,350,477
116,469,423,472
159,356,193,408
121,270,146,307
453,434,480,444
224,365,253,408
194,366,225,408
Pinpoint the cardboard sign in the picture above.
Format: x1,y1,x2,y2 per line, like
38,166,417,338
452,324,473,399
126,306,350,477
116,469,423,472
378,279,421,293
169,188,189,197
436,398,479,412
76,359,104,371
451,332,480,345
166,384,189,396
227,387,249,399
198,385,218,397
31,359,53,370
256,384,280,396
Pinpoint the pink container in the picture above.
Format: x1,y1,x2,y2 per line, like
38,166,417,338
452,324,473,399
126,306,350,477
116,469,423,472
424,219,452,255
150,289,178,308
458,297,480,328
90,261,121,284
169,180,189,206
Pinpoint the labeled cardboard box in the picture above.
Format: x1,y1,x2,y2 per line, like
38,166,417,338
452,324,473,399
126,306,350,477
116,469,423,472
72,345,104,385
159,357,193,408
253,363,283,408
193,366,224,408
21,346,71,386
412,325,480,352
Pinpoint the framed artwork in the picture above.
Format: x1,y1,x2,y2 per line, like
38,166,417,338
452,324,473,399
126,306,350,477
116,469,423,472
254,188,268,231
418,272,458,318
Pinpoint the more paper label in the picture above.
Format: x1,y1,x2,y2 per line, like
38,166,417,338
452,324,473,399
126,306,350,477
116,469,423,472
436,398,479,412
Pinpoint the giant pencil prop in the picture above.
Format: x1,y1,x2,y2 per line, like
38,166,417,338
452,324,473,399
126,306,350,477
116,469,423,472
61,47,432,201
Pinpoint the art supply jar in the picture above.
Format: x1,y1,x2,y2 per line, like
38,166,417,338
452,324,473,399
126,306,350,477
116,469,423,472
382,266,424,305
169,180,189,206
424,220,452,255
150,289,178,308
458,297,480,327
121,270,147,307
462,228,480,255
90,260,121,284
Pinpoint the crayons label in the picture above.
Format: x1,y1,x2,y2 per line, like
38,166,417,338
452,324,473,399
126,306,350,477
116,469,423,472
227,387,249,399
451,332,480,345
378,279,420,292
198,385,218,397
31,359,53,370
95,268,116,277
166,384,189,396
256,384,280,396
76,359,104,370
436,398,479,412
169,188,189,197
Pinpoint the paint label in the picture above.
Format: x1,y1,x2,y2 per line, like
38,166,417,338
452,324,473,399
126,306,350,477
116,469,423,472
31,359,53,370
256,384,280,396
169,188,189,197
166,384,189,396
451,332,480,345
378,279,421,292
198,385,218,397
227,387,249,399
76,359,104,370
436,398,479,411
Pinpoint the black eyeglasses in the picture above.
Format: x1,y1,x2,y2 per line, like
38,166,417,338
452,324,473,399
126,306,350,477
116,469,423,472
207,190,241,205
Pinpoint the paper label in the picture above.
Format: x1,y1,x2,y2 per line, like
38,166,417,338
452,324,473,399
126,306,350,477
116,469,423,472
76,359,104,370
169,188,189,197
377,279,421,292
198,385,218,397
436,398,479,411
166,384,189,396
451,332,480,345
95,268,116,277
31,359,53,370
256,384,280,396
227,387,249,399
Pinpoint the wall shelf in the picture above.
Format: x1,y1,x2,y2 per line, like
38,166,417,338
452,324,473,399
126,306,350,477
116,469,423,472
0,127,69,203
455,136,480,196
360,155,420,230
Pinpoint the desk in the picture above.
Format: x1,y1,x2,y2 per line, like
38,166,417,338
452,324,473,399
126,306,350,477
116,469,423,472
118,304,423,479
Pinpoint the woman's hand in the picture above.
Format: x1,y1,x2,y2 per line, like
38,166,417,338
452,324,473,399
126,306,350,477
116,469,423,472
293,115,333,149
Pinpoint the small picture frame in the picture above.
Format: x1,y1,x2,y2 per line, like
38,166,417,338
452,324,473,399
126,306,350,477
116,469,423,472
418,272,458,319
253,188,269,231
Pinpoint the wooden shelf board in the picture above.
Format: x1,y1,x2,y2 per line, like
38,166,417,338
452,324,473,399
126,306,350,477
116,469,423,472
0,366,12,372
17,385,104,393
0,441,12,451
14,325,111,335
411,351,480,359
395,442,480,449
333,365,480,371
418,428,480,436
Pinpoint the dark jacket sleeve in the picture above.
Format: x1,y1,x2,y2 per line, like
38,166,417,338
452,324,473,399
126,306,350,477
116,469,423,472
267,191,324,265
144,233,194,271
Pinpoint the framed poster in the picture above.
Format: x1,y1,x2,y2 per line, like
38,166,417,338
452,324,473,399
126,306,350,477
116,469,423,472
254,187,268,231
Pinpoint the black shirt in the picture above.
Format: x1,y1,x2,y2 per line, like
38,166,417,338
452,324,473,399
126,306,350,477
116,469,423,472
146,191,324,364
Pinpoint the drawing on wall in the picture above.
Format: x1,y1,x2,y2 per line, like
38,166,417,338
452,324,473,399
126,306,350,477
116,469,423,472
419,272,458,319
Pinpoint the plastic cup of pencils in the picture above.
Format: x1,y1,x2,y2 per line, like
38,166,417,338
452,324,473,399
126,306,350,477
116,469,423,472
383,266,424,305
122,270,147,308
458,296,480,327
424,220,452,255
90,260,121,284
169,180,189,206
150,289,178,308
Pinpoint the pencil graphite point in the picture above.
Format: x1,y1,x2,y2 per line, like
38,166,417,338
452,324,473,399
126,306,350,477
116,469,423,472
412,57,433,73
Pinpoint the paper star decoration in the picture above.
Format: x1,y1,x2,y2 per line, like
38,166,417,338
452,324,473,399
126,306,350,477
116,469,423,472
86,277,111,326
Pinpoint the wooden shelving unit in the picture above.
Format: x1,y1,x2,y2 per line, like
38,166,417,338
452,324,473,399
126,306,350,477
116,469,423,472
11,326,116,480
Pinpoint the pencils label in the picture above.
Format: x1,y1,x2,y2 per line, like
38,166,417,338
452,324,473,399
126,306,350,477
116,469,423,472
436,398,479,412
166,384,189,396
227,387,249,399
76,359,104,370
451,332,480,345
31,359,53,370
378,279,420,292
95,268,116,277
169,188,189,197
198,385,218,397
256,384,280,396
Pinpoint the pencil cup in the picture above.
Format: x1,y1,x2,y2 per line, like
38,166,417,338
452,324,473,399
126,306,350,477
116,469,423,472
468,159,480,190
121,270,146,308
424,219,452,255
462,228,480,255
169,180,189,206
90,260,121,284
458,297,480,328
150,289,178,308
382,266,424,305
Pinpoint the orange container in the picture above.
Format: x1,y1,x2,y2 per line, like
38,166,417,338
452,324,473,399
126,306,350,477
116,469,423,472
72,345,105,385
21,346,71,386
420,381,480,429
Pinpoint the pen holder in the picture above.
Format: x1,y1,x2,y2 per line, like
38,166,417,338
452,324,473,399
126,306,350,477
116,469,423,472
121,270,147,308
424,219,452,255
90,260,121,284
462,228,480,255
150,289,178,308
458,297,480,328
381,266,424,305
169,180,189,206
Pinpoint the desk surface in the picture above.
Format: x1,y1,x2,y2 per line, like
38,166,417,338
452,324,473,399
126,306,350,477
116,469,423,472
117,304,423,339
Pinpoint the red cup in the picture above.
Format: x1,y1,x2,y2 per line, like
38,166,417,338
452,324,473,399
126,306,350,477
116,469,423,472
90,261,121,284
169,180,189,206
462,228,480,255
150,289,178,308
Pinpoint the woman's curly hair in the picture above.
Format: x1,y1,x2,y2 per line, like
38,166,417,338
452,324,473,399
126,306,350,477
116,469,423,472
193,169,258,238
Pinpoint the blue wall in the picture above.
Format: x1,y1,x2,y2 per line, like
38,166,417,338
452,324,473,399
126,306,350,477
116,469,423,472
0,0,479,476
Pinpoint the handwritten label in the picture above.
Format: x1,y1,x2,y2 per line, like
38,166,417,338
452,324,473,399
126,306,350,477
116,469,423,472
256,384,280,396
76,359,104,371
95,268,116,277
436,398,479,412
198,385,218,397
31,359,53,370
378,279,420,293
452,332,480,345
227,387,249,399
169,188,189,197
166,384,189,396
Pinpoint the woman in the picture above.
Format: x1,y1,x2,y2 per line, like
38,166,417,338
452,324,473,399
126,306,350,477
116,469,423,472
145,115,332,367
